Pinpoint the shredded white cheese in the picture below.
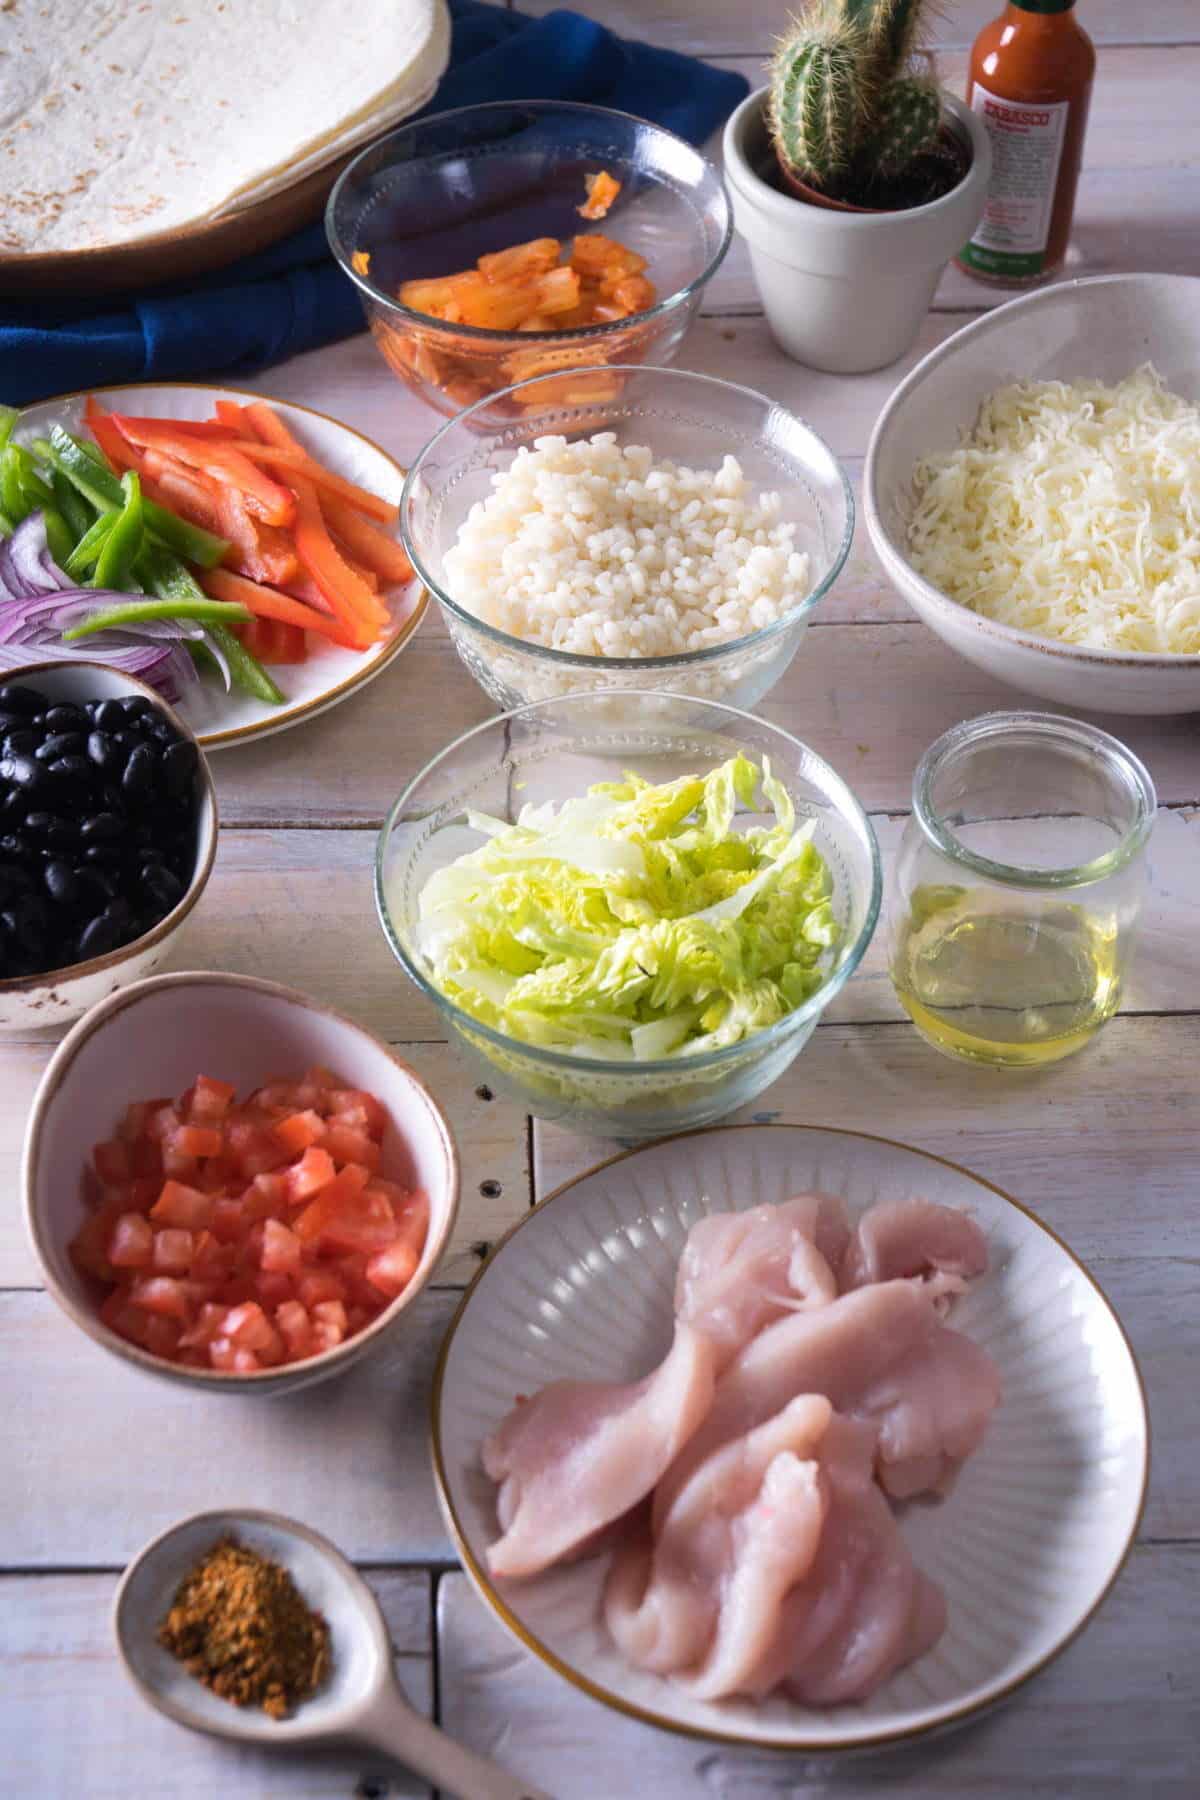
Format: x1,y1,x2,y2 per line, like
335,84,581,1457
906,365,1200,655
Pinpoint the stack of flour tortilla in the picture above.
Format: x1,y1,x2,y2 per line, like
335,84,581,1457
0,0,450,254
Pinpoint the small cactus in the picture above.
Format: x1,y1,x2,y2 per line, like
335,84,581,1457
867,75,941,178
769,33,861,189
768,0,944,205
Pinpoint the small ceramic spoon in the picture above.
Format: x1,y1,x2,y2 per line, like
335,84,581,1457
114,1508,550,1800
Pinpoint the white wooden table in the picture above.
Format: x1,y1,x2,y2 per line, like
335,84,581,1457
5,3,1199,1794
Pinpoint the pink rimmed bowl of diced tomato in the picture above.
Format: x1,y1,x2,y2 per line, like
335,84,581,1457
21,970,459,1395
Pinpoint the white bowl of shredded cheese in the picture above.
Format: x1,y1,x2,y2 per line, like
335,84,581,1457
401,365,853,710
864,274,1200,715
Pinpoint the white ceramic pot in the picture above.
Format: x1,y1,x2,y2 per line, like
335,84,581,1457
722,87,991,374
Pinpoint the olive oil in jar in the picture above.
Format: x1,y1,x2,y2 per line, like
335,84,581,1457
891,886,1122,1067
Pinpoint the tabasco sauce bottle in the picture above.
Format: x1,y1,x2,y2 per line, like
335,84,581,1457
957,0,1095,284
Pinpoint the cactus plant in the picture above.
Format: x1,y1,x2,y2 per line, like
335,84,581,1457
768,0,948,207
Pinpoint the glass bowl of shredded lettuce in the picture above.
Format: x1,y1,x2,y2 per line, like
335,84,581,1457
376,693,881,1138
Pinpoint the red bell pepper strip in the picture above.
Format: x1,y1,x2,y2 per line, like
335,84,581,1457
319,493,414,586
292,480,387,639
111,415,297,527
235,441,398,525
202,566,361,649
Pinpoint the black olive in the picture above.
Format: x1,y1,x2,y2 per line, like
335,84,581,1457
44,705,89,735
80,811,123,842
143,864,184,911
43,860,79,907
0,685,43,716
93,699,126,733
1,895,47,954
83,843,123,868
78,912,123,959
121,743,158,801
161,738,198,800
23,812,76,848
86,731,123,776
35,732,85,763
1,753,42,792
0,863,33,905
75,865,117,904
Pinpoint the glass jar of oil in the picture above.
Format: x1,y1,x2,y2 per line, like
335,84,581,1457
890,714,1155,1068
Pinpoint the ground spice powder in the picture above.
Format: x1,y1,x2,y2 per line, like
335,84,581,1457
158,1536,331,1720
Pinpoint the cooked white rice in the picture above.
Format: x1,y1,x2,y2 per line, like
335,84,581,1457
441,432,811,658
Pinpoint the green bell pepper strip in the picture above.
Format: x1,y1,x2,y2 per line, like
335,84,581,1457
41,427,230,569
205,621,284,705
0,507,13,537
92,471,144,592
63,597,250,641
64,512,118,580
0,449,28,526
51,468,95,546
136,543,284,707
40,506,77,570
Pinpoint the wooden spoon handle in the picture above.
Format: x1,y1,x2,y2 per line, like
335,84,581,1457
358,1678,553,1800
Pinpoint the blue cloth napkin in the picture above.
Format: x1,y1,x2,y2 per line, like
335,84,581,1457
0,2,747,406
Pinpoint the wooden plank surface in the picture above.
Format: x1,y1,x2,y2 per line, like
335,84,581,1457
514,1,1200,57
436,1550,1200,1799
8,0,1200,1791
0,1569,434,1800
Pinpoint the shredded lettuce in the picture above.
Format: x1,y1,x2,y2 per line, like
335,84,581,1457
412,754,839,1061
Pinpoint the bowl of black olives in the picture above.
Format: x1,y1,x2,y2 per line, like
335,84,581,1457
0,662,216,1030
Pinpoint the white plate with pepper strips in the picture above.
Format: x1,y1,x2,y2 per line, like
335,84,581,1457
2,383,425,750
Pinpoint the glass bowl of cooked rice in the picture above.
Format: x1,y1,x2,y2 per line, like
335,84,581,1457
399,365,854,710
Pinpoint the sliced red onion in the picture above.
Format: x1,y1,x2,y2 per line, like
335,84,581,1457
0,513,228,699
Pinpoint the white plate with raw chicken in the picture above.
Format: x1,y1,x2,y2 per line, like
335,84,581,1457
430,1124,1148,1751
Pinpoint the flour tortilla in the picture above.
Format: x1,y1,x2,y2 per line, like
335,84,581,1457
0,0,450,254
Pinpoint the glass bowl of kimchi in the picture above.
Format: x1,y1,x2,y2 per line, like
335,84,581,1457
326,100,731,421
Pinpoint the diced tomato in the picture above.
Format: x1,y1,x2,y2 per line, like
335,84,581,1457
75,1068,401,1373
222,1301,277,1352
311,1298,348,1352
297,1269,347,1309
260,1217,301,1274
161,1143,199,1181
366,1238,422,1298
208,1336,261,1373
150,1181,212,1230
179,1303,228,1350
168,1124,224,1159
273,1110,325,1154
186,1075,237,1121
128,1276,190,1318
147,1104,181,1142
119,1099,165,1142
93,1140,131,1184
255,1270,297,1310
286,1145,337,1204
129,1136,164,1181
209,1197,246,1244
152,1228,194,1274
108,1213,154,1269
327,1089,388,1139
275,1300,313,1359
322,1122,381,1172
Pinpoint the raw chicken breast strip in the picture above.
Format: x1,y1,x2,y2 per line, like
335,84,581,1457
603,1394,834,1677
746,1413,948,1707
482,1320,717,1579
674,1194,848,1370
654,1279,1000,1521
840,1196,989,1311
